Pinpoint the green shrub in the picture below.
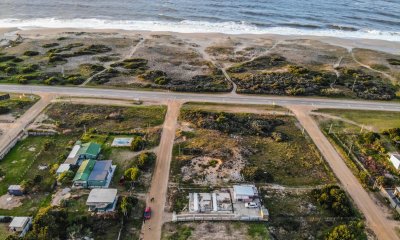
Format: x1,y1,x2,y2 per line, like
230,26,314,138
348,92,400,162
130,136,146,151
42,43,59,48
312,185,353,217
124,167,140,181
23,50,40,56
326,221,366,240
242,166,273,182
0,106,11,114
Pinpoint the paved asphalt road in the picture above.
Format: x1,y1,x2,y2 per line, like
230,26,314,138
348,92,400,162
2,84,400,112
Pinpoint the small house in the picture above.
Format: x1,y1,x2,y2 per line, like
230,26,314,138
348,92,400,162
86,188,118,212
233,185,258,202
8,185,24,196
73,159,96,188
65,141,101,166
9,217,32,237
56,163,71,175
389,154,400,170
87,160,116,188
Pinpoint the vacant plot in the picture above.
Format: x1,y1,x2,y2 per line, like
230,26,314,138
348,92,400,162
171,103,334,187
0,93,39,121
262,187,364,239
314,108,400,131
162,222,270,240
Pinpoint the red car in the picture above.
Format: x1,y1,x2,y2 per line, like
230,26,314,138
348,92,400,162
144,207,151,219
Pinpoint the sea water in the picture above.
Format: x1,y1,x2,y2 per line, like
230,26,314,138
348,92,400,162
0,0,399,41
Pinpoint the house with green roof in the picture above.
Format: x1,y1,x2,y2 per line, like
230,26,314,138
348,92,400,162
73,159,96,188
65,141,101,166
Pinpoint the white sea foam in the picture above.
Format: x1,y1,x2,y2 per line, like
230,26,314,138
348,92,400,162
0,18,399,42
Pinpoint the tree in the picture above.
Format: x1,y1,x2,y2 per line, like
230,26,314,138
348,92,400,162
313,185,353,217
124,167,140,181
130,136,146,151
57,170,75,185
49,163,59,175
326,221,366,240
137,152,156,170
120,196,133,217
28,206,68,239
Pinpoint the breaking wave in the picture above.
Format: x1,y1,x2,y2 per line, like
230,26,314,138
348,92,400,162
0,18,399,42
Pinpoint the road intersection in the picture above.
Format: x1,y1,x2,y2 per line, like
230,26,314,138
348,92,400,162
1,84,400,239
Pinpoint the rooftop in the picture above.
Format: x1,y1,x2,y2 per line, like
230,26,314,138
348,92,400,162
9,217,30,228
86,188,118,204
56,163,71,174
79,142,101,156
88,160,112,181
73,159,96,182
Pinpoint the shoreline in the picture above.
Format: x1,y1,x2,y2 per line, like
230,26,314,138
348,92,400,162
1,27,400,54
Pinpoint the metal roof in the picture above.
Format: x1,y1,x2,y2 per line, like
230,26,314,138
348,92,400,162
86,188,117,204
88,160,112,181
79,142,101,156
73,159,96,181
8,185,22,191
56,164,71,174
9,217,30,228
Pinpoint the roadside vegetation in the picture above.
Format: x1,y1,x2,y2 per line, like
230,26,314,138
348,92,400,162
227,56,397,100
0,93,39,118
314,109,400,190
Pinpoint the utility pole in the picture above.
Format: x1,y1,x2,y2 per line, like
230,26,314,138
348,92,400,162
328,123,333,134
360,125,364,134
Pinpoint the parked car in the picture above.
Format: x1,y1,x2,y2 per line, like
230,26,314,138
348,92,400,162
245,202,258,208
144,207,152,219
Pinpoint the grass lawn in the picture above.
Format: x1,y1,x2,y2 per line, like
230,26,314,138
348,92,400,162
0,135,74,195
0,135,74,216
314,109,400,131
0,223,12,240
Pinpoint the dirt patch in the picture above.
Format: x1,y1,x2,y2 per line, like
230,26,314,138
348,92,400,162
0,194,24,209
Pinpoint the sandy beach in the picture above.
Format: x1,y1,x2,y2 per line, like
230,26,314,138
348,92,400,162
1,27,399,53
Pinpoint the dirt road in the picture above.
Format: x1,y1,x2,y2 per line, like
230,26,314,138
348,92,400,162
0,94,53,158
289,106,399,240
142,101,181,240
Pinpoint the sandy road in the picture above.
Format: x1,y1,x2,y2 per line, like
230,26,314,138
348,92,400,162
289,105,399,240
0,94,54,158
142,100,181,240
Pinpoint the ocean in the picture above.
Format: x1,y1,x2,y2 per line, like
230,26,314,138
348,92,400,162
0,0,399,41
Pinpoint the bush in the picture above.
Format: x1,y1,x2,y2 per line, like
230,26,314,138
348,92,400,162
124,167,140,181
326,221,366,240
130,136,146,151
57,170,75,184
136,152,156,170
312,185,353,217
42,43,60,48
21,64,40,73
23,50,40,56
0,106,10,114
